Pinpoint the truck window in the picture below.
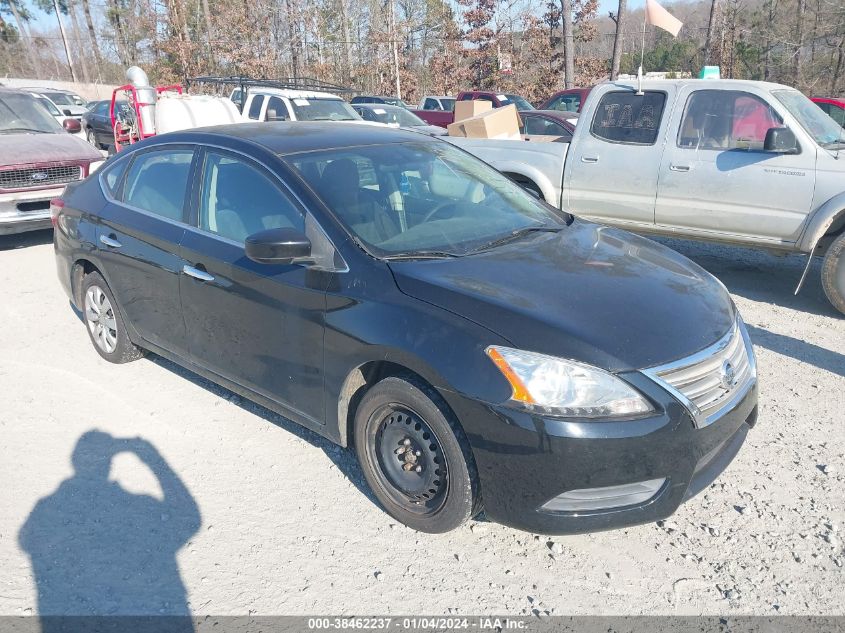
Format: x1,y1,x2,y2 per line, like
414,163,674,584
247,95,265,120
590,91,666,145
424,98,439,110
677,90,782,151
265,96,290,121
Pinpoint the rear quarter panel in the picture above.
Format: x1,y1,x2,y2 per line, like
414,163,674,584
446,137,568,207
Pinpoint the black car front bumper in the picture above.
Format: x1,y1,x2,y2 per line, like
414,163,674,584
444,373,758,534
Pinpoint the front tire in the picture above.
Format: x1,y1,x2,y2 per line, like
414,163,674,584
81,271,145,363
821,232,845,316
354,375,480,533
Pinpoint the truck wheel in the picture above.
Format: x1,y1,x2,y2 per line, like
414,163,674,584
81,271,145,363
354,375,481,533
821,232,845,316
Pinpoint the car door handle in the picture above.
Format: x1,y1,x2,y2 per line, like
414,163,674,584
99,234,122,248
581,156,599,163
182,265,215,282
670,164,691,172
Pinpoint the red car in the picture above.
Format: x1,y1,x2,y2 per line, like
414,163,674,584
540,87,592,113
812,97,845,128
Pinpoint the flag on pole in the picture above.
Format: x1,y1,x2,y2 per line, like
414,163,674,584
645,0,683,37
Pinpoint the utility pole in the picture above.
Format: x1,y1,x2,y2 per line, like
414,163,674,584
390,0,401,99
561,0,575,88
52,0,76,81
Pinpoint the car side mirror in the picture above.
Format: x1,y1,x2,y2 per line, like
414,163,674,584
245,227,312,265
62,109,73,116
63,118,81,133
764,127,799,153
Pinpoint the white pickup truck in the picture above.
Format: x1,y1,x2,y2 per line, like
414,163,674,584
448,78,845,315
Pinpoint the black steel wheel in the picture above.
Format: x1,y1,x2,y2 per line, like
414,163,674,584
354,375,480,533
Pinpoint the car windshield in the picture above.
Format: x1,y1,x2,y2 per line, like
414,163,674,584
290,98,360,121
503,94,535,111
45,92,74,106
383,98,408,108
365,106,426,127
440,98,456,112
0,92,63,134
286,141,567,257
773,89,845,147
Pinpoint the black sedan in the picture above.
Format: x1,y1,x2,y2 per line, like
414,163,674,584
53,123,758,534
82,99,128,149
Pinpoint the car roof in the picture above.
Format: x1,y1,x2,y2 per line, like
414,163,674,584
156,121,437,155
353,103,403,111
247,87,343,100
0,87,34,97
605,78,796,92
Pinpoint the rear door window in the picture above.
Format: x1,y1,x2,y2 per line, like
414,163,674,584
590,91,666,145
122,149,194,221
424,98,439,110
247,95,265,120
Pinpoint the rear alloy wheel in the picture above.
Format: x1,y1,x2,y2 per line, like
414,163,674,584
86,127,98,148
354,376,480,533
821,232,845,316
81,271,145,363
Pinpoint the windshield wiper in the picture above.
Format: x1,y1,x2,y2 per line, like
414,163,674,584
0,127,50,134
470,226,563,254
382,250,461,261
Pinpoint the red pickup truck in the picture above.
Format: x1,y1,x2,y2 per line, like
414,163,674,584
412,91,534,128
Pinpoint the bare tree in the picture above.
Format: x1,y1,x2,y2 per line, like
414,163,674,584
2,0,40,78
609,0,626,79
704,0,719,65
793,0,806,87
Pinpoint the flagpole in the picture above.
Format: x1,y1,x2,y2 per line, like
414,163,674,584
637,11,647,95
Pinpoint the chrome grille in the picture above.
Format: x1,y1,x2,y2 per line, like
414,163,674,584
644,319,756,428
0,165,82,190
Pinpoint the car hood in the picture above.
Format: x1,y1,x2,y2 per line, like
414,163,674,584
388,221,735,372
0,133,102,168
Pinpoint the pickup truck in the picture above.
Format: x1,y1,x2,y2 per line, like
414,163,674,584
448,78,845,315
413,90,534,128
1,87,103,235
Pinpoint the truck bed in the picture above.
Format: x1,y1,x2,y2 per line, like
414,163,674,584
445,137,569,208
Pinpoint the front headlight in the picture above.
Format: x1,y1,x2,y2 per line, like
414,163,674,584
486,346,654,418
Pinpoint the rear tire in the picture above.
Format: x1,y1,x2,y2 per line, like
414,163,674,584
85,127,99,148
80,271,145,363
354,375,480,533
821,232,845,316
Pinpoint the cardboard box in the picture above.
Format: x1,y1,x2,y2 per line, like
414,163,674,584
447,104,522,140
453,99,493,123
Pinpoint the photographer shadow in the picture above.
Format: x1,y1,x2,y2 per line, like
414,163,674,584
18,430,200,632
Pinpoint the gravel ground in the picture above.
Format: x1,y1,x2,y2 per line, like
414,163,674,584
0,230,842,617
